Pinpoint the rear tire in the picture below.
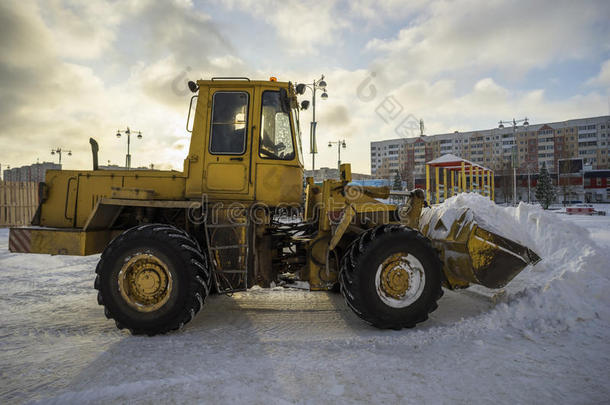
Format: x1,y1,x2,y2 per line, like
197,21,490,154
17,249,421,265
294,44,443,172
94,224,211,335
339,225,443,329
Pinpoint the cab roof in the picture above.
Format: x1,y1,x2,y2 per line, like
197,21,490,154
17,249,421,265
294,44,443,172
196,77,289,87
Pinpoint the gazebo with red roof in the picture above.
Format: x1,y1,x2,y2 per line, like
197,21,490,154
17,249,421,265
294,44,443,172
425,154,494,203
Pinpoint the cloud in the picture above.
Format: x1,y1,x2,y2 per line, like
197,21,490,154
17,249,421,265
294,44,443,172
347,0,427,23
119,1,250,111
1,0,608,177
320,105,350,127
586,59,610,88
41,0,124,60
365,0,610,80
220,0,349,54
0,0,246,171
304,69,608,173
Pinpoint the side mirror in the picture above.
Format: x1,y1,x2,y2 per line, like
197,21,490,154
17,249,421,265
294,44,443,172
188,80,199,93
300,100,310,110
295,83,306,95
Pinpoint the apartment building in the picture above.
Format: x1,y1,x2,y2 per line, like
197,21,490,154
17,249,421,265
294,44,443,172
371,115,610,181
2,162,61,183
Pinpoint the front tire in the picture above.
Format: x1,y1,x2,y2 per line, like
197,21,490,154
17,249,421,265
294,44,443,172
339,225,443,329
94,224,211,335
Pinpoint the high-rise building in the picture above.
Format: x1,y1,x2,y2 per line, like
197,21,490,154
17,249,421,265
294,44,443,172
2,162,61,183
371,115,610,181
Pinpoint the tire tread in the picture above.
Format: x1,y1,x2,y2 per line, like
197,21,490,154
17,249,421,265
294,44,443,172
339,224,443,330
94,223,211,335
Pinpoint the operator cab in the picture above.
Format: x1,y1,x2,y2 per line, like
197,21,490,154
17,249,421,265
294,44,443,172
184,77,304,206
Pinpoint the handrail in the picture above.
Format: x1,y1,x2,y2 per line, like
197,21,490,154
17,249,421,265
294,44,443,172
64,177,77,220
186,95,198,133
211,77,250,81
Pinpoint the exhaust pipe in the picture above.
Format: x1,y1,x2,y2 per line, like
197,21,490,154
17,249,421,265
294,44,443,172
89,138,99,170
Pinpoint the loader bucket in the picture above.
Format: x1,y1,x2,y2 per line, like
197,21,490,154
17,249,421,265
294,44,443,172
418,206,541,289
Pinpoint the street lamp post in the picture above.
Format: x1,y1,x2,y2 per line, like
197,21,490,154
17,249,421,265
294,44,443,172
298,76,328,172
116,127,142,169
498,117,529,205
525,160,536,203
328,139,347,171
50,148,72,166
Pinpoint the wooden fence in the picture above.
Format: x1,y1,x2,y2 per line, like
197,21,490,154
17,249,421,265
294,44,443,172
0,181,39,227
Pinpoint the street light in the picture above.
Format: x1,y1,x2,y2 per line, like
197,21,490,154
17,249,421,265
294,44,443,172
116,127,143,169
50,148,72,166
328,139,347,171
296,75,328,172
498,117,529,205
523,155,536,204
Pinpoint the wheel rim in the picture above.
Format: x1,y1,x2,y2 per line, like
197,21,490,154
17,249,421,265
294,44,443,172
118,253,173,312
375,252,426,308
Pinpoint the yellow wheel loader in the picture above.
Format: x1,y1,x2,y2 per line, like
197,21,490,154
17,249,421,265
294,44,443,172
8,77,540,335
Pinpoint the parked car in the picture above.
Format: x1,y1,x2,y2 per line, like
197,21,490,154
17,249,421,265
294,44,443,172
566,204,605,215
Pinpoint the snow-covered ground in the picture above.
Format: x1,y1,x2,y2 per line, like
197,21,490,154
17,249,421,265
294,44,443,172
1,195,609,404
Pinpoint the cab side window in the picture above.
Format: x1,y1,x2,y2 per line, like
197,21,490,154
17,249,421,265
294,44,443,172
259,91,295,160
210,92,248,155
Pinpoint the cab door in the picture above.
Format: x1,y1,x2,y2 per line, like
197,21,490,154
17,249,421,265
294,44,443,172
203,88,252,195
253,87,304,206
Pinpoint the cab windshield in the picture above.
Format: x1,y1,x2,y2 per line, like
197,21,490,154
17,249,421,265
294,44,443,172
259,91,295,160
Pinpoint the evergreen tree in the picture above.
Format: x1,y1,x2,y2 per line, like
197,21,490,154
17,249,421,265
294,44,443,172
392,171,402,190
535,162,556,209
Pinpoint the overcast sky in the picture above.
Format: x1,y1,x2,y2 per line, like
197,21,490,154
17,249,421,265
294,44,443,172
1,0,609,174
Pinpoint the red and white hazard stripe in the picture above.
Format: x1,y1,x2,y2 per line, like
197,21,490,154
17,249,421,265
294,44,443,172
9,228,32,253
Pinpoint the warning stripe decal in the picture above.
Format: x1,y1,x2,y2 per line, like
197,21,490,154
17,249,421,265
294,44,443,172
9,229,32,253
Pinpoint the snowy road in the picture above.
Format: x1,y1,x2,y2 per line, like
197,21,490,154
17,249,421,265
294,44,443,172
1,200,609,404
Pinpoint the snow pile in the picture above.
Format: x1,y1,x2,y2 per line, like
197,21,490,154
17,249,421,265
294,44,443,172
422,193,533,245
1,208,609,403
430,193,610,333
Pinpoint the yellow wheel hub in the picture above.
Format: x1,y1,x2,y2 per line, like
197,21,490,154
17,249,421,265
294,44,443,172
118,254,172,312
379,253,411,299
375,251,425,308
